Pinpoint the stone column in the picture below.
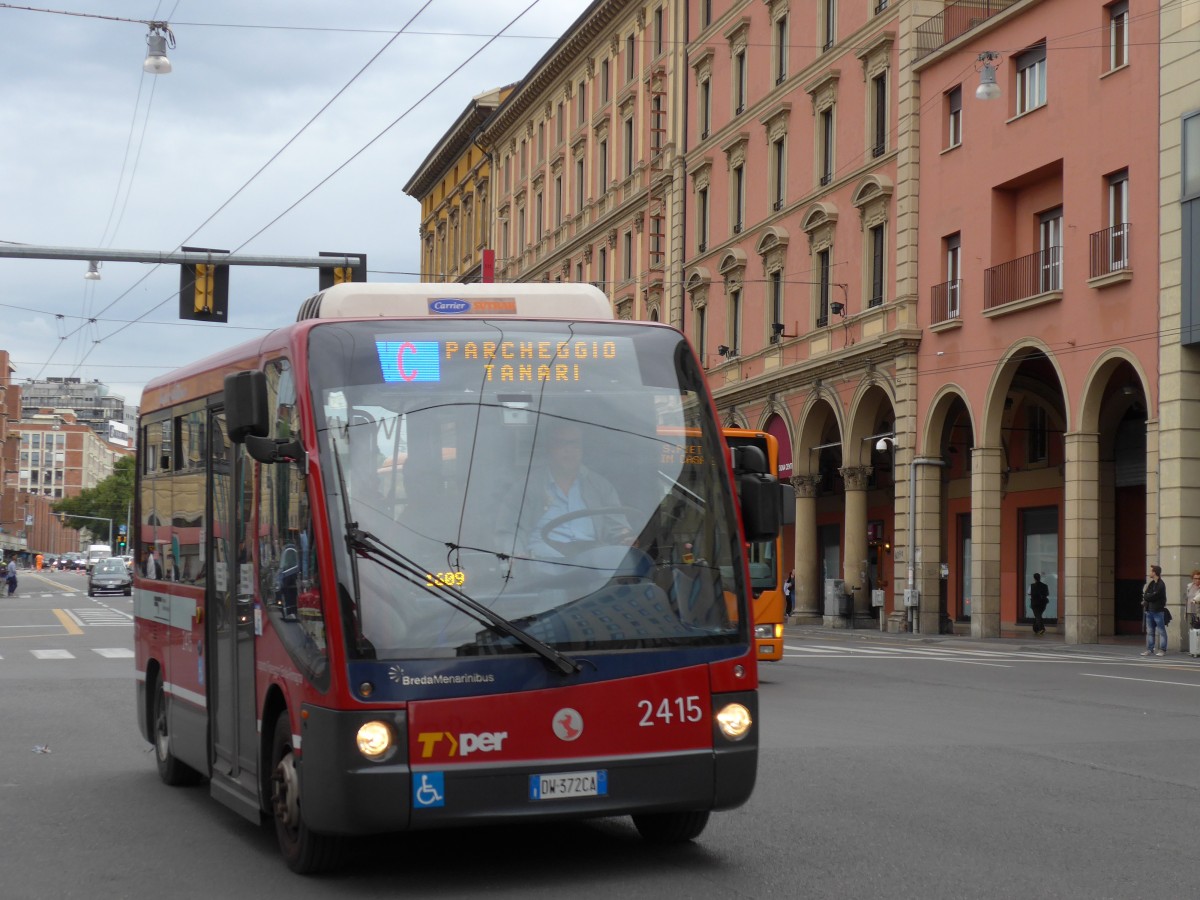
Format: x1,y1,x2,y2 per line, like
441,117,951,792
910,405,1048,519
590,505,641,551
970,446,1004,638
914,461,946,635
841,466,873,621
1064,432,1100,644
790,475,820,624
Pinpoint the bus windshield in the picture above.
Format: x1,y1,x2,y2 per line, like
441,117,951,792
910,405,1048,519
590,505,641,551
307,319,746,661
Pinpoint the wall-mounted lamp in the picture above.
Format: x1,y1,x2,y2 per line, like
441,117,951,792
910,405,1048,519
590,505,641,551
976,51,1001,101
769,322,795,343
830,301,846,317
83,260,101,281
144,23,175,75
717,344,731,357
873,435,896,452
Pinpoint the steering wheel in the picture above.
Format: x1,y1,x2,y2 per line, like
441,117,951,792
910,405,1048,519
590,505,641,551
537,506,640,557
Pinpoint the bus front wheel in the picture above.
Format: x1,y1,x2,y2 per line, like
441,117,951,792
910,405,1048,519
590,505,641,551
632,810,710,843
152,674,200,786
269,710,344,874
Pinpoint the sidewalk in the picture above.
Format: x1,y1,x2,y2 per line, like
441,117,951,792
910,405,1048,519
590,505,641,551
782,618,1177,658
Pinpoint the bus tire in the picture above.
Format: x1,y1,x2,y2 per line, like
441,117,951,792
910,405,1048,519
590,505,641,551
152,673,200,786
269,710,344,874
632,810,710,843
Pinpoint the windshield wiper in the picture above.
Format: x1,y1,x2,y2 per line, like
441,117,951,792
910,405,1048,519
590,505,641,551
344,526,582,677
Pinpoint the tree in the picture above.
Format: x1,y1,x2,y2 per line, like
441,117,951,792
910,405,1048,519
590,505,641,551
53,456,135,544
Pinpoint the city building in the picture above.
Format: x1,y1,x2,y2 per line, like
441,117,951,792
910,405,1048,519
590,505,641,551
480,0,689,326
404,85,514,282
20,377,134,443
408,0,1200,643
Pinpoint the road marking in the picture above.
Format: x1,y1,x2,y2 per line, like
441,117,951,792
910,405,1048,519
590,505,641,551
31,649,74,659
52,609,84,635
1082,673,1200,687
93,648,134,658
68,608,133,627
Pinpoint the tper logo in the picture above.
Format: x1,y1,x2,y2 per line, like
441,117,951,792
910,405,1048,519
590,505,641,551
552,708,583,742
416,731,507,758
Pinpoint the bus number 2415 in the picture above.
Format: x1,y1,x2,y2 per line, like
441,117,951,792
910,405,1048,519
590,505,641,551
637,696,703,726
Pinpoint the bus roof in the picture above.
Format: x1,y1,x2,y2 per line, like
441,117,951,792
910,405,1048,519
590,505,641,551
297,282,614,322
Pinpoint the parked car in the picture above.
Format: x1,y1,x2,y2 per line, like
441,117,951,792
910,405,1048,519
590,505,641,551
88,557,132,596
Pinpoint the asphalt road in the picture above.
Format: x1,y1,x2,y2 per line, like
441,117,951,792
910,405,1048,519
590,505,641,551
3,574,1199,898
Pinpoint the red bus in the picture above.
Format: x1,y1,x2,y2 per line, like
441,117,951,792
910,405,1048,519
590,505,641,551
134,283,786,873
723,429,789,662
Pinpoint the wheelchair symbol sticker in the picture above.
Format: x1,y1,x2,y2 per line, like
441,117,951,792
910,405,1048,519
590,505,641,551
413,772,445,809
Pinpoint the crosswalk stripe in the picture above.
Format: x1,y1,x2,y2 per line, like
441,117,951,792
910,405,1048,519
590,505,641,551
31,649,75,659
93,648,134,658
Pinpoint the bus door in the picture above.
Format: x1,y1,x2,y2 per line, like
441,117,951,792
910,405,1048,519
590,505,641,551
207,408,260,820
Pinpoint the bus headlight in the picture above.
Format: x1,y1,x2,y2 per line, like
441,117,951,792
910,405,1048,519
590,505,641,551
356,721,393,759
715,703,753,741
754,624,774,639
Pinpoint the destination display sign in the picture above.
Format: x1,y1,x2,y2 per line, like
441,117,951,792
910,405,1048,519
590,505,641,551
374,335,624,385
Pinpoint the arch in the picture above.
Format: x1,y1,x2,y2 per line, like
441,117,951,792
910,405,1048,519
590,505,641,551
800,202,839,234
1078,347,1152,434
754,226,791,256
850,174,895,209
922,383,978,456
716,249,748,277
980,339,1071,447
795,390,845,478
845,378,898,467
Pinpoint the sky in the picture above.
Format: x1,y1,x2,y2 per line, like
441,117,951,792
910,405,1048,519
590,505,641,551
0,0,594,410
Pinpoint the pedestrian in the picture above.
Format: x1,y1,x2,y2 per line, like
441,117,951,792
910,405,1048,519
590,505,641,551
35,553,43,571
1029,573,1049,635
1187,570,1200,629
1141,564,1168,657
784,569,795,618
6,557,17,596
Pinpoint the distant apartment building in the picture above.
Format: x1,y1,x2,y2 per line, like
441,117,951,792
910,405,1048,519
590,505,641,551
404,85,513,282
20,377,134,444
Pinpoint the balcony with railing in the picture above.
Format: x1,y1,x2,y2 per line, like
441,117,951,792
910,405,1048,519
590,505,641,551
914,0,1022,61
1088,223,1133,287
931,279,962,327
984,247,1062,313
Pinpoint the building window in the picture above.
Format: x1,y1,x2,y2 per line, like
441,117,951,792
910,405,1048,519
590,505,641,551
771,137,786,209
696,305,707,365
697,186,709,250
578,80,586,124
947,86,962,149
651,95,664,152
1039,206,1063,292
556,102,564,142
817,249,831,326
1107,169,1129,269
1016,44,1047,115
870,71,887,158
654,7,664,55
626,34,636,82
868,224,885,307
729,288,742,354
598,139,608,193
821,0,837,52
598,246,607,285
575,157,585,211
554,175,563,227
819,107,835,186
1108,1,1129,70
1027,405,1049,464
517,207,525,251
535,191,543,239
775,15,788,84
734,50,747,114
623,117,635,177
946,233,961,317
700,79,712,137
623,230,633,280
770,270,783,332
537,122,545,160
601,58,610,103
732,164,745,233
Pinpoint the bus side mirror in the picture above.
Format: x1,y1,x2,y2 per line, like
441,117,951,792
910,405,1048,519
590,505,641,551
739,474,792,542
224,370,269,443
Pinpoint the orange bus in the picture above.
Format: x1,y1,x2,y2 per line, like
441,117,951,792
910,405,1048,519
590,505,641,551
723,429,789,661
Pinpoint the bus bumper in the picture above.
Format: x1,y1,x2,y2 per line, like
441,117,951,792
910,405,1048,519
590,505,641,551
298,692,757,836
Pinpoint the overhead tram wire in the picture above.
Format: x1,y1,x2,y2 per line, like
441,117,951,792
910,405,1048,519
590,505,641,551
55,0,550,375
37,0,438,363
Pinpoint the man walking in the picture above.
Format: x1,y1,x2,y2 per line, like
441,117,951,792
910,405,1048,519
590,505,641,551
1029,573,1049,635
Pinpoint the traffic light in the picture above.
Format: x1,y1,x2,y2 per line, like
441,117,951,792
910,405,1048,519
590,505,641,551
179,246,230,321
117,536,126,552
318,251,366,290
